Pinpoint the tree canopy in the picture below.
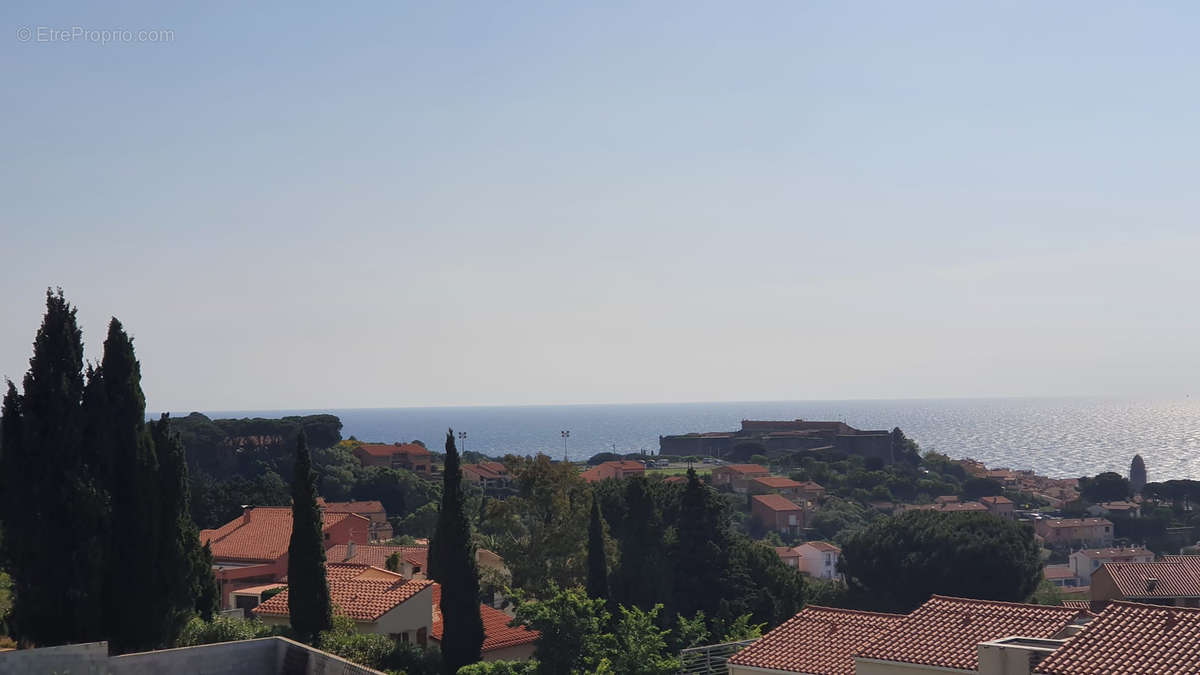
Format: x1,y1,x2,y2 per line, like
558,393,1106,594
840,510,1042,613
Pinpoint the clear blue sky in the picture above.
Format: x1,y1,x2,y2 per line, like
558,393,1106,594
4,2,1200,411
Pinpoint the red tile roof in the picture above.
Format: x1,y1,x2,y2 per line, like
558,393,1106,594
327,544,428,569
1036,602,1200,675
254,564,433,622
663,475,687,484
462,463,506,480
318,499,385,514
775,547,801,560
431,585,539,652
720,464,769,475
1044,565,1076,580
356,442,431,458
1062,599,1111,613
856,595,1086,671
752,476,803,489
1100,561,1200,598
201,507,365,563
938,501,988,512
727,606,904,674
752,494,803,512
980,495,1014,505
802,541,841,553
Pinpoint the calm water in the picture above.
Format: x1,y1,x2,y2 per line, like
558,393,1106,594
192,398,1200,482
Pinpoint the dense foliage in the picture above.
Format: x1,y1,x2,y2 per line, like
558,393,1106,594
1079,471,1132,503
288,431,332,643
840,510,1042,612
0,291,214,650
429,430,484,673
586,494,609,600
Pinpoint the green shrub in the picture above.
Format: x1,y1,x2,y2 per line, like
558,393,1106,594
457,661,538,675
175,615,276,646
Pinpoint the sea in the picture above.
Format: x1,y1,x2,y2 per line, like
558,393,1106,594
189,397,1200,483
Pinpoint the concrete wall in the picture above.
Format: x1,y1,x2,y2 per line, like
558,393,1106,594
0,641,109,674
110,638,278,675
856,657,973,674
372,585,434,639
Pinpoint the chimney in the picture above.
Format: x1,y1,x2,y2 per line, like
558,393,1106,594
242,505,254,524
1147,577,1158,592
346,540,356,561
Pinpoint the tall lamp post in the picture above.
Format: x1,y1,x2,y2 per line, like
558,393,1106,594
561,430,570,463
458,430,467,455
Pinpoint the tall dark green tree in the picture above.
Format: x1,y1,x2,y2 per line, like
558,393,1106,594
95,319,164,653
671,469,727,621
612,478,668,610
430,430,484,674
586,494,609,600
0,289,107,646
288,431,332,643
152,414,217,642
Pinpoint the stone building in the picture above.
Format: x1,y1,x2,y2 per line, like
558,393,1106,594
659,419,895,464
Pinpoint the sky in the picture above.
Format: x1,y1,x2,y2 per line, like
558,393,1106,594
3,2,1200,412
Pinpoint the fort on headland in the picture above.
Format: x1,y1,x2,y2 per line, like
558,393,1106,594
659,419,895,463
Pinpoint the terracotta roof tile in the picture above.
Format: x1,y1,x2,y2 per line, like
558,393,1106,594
1100,561,1200,598
319,499,385,514
1075,547,1152,560
980,495,1014,505
728,606,904,674
202,507,365,563
1036,602,1200,674
431,585,539,652
721,464,769,475
856,595,1086,671
1042,518,1112,529
1044,565,1076,580
751,494,803,512
254,565,433,622
752,476,803,489
802,541,841,553
327,544,428,569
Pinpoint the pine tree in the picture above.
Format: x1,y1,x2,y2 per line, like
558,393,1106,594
432,430,484,674
96,319,163,653
288,431,332,643
586,494,609,600
0,289,107,646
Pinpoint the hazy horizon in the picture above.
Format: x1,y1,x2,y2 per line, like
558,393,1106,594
6,2,1200,411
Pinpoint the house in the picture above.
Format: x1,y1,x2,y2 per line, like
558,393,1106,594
712,464,770,493
1035,601,1200,675
937,501,989,514
934,495,960,505
796,480,827,503
853,595,1089,674
1034,518,1113,548
431,585,539,661
327,542,429,578
750,494,806,536
1086,501,1141,518
727,605,905,675
1044,565,1080,588
462,461,512,489
353,442,433,476
749,476,804,499
318,499,392,541
980,495,1015,520
254,563,434,645
1068,547,1153,586
775,546,802,569
200,506,369,609
579,460,646,482
795,541,842,580
1089,557,1200,607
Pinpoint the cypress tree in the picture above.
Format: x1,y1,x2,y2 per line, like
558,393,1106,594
432,429,484,674
194,541,219,622
0,289,107,646
672,469,727,622
288,430,332,643
152,414,215,644
96,319,163,653
586,494,609,601
611,477,668,609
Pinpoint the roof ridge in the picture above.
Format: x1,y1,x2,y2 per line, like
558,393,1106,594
804,605,906,618
926,594,1084,612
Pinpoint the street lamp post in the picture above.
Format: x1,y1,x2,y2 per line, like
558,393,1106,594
561,430,570,463
458,431,467,454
